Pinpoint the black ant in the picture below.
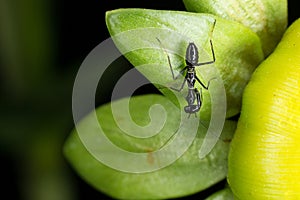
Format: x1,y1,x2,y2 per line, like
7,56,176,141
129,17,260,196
157,19,216,118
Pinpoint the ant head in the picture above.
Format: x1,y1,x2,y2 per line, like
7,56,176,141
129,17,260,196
185,42,199,66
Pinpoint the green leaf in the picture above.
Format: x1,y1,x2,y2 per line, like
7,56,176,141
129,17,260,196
105,8,264,119
183,0,287,56
205,187,234,200
64,94,237,199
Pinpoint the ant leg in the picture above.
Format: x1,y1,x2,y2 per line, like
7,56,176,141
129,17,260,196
174,66,187,80
156,37,187,80
199,87,203,105
195,19,216,66
195,76,216,90
195,88,202,109
170,78,187,92
210,19,217,39
195,39,215,66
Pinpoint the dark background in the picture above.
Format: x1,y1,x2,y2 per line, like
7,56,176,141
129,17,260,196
0,0,298,199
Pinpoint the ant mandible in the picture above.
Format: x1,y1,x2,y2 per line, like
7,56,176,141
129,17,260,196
157,19,216,118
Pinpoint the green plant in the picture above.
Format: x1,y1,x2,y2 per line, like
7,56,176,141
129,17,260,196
228,18,300,199
64,0,287,199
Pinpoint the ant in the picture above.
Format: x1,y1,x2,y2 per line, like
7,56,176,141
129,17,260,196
157,19,216,118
